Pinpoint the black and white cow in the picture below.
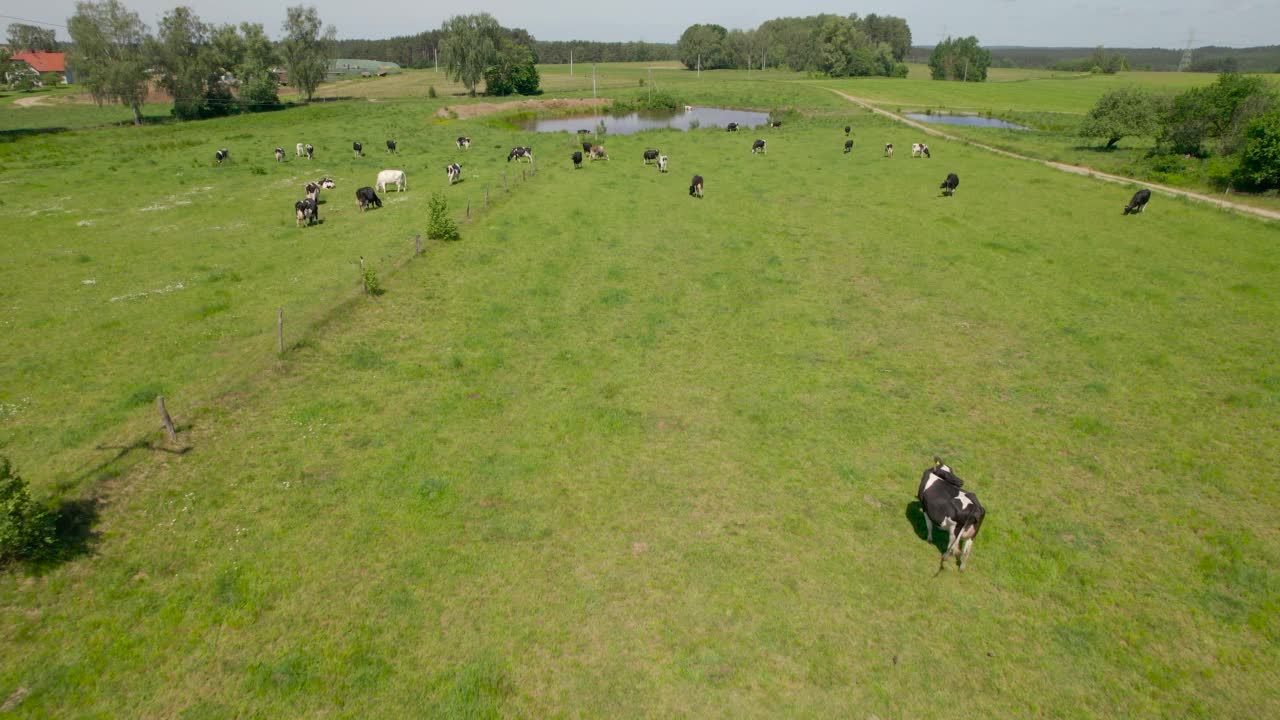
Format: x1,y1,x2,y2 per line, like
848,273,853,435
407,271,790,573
457,136,471,150
214,148,230,165
770,120,782,128
589,145,608,161
1123,188,1151,215
353,141,363,157
912,142,931,158
940,173,960,196
844,139,854,154
689,174,704,198
726,122,739,132
446,163,461,185
643,149,660,165
657,155,668,173
571,151,583,168
274,147,285,163
356,186,382,212
386,139,397,153
917,458,986,571
884,143,894,158
751,139,766,154
294,198,319,227
305,143,315,160
305,177,335,202
507,146,533,163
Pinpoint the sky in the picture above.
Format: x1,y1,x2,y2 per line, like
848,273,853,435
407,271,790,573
7,1,1279,48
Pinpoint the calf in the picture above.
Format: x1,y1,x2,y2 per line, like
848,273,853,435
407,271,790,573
940,173,960,197
751,139,766,154
912,142,930,158
305,143,315,160
884,143,894,157
376,169,407,193
294,198,319,227
917,458,986,571
355,186,382,212
457,136,471,150
643,149,660,165
572,151,583,168
844,125,851,136
507,146,533,163
274,147,285,163
689,174,704,198
296,142,305,157
770,120,782,128
726,122,739,132
386,139,397,153
843,139,854,154
214,148,229,165
657,155,668,173
446,162,461,185
1123,188,1151,215
589,145,608,161
353,141,363,157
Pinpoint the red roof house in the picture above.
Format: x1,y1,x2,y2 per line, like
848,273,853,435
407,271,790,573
11,51,72,82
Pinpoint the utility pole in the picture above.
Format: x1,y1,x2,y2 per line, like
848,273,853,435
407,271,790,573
434,48,438,74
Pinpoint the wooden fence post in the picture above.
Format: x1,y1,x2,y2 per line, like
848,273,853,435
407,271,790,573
156,396,177,443
414,234,422,256
466,197,470,219
277,307,284,354
359,256,366,293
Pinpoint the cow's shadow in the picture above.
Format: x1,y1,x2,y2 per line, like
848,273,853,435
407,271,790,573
905,500,950,554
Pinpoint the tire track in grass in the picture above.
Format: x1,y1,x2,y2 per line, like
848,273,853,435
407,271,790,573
824,87,1280,224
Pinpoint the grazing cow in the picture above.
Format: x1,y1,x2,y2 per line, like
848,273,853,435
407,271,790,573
884,143,894,157
353,141,363,157
844,125,851,136
376,169,407,193
214,148,229,165
446,163,461,185
684,105,694,111
303,177,334,202
581,140,594,154
577,129,591,134
305,143,315,160
274,147,285,163
1123,188,1151,215
770,120,782,128
940,172,960,197
294,198,319,227
657,155,668,173
689,174,704,198
355,186,382,212
571,151,583,168
386,139,397,153
507,146,533,163
917,458,986,571
643,149,660,165
457,136,471,150
726,122,739,132
751,139,766,154
844,139,854,154
912,142,931,158
589,145,608,161
296,142,305,157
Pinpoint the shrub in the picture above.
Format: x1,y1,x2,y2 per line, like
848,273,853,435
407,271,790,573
427,193,460,242
0,457,56,566
428,85,438,98
240,74,282,112
1233,110,1280,191
39,72,61,87
359,259,384,296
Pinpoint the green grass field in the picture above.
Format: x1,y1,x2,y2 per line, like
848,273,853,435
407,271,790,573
2,71,1279,717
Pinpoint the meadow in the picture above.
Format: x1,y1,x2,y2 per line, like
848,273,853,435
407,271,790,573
1,70,1279,717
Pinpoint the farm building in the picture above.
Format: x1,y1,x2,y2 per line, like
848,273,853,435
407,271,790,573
10,51,72,83
328,58,402,79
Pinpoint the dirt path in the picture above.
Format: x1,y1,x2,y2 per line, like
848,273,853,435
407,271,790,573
826,88,1280,223
12,95,54,108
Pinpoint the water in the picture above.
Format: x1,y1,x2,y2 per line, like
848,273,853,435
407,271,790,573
519,106,771,135
904,113,1030,130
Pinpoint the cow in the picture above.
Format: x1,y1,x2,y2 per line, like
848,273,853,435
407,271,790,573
912,142,931,158
751,139,766,154
294,198,319,227
940,172,960,197
356,186,382,212
726,122,739,132
770,120,782,128
589,145,608,161
571,151,583,168
446,163,461,185
581,140,594,154
214,148,229,165
507,146,533,163
917,457,986,572
844,139,854,154
386,139,397,153
844,125,852,136
457,136,471,150
643,149,660,165
353,141,363,157
884,143,894,158
689,174,704,198
296,142,305,157
376,169,407,193
305,143,315,160
657,155,668,173
1123,188,1151,215
684,105,694,111
576,129,591,134
274,147,285,163
304,177,334,203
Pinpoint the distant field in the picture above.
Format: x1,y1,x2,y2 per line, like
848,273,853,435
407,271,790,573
2,71,1279,718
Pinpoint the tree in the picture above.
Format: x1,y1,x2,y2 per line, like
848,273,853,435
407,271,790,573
1078,87,1159,148
861,14,911,62
1,457,56,566
929,36,991,82
676,24,729,70
68,0,151,126
439,13,502,96
149,6,217,119
238,23,280,110
483,37,538,96
281,6,334,102
1233,110,1280,190
1159,72,1277,155
7,23,58,52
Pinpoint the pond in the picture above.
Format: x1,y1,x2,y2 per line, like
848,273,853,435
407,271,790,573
904,113,1030,130
518,106,771,135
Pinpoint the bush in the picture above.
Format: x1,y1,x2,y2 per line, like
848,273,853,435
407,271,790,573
359,259,384,296
1233,110,1280,190
39,72,61,87
0,457,56,566
427,193,460,242
892,62,909,78
240,74,281,112
428,85,438,98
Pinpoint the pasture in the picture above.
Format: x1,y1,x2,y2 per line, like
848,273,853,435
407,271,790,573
2,74,1279,717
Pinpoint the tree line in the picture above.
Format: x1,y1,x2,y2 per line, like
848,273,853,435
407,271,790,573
333,34,678,68
675,14,912,77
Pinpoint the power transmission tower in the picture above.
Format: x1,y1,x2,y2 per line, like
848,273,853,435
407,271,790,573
1178,30,1195,72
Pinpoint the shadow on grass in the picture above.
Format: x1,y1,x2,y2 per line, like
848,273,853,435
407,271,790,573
0,127,72,143
905,500,949,554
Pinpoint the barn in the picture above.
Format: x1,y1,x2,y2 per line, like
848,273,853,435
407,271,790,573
10,51,72,84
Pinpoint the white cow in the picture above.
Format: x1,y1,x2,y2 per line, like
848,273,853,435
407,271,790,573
657,155,668,173
912,142,931,158
295,142,305,157
376,169,407,193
